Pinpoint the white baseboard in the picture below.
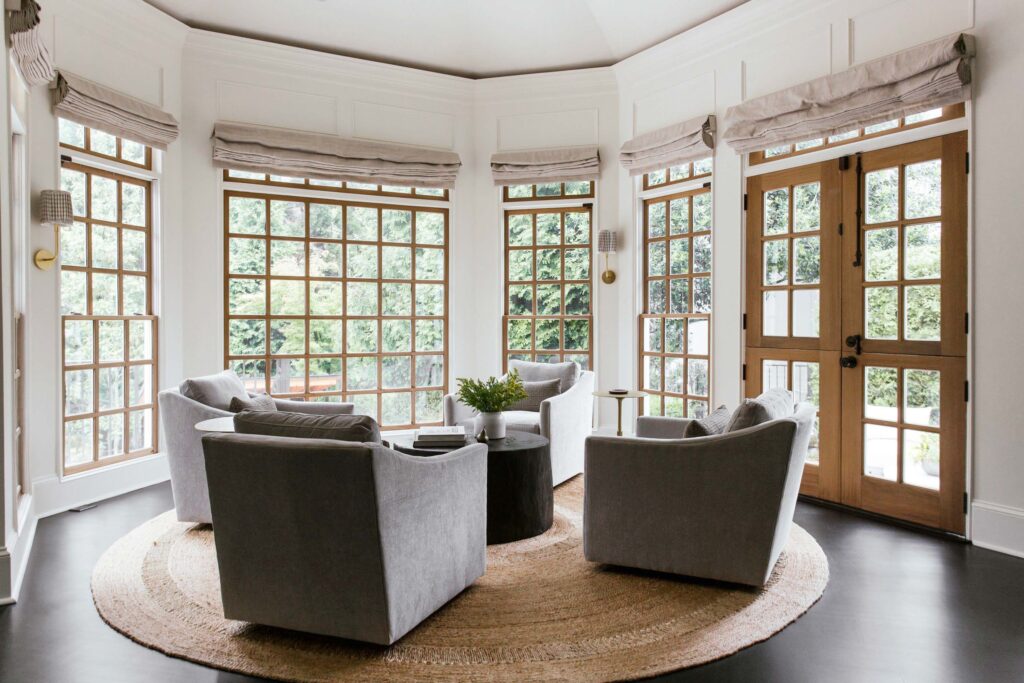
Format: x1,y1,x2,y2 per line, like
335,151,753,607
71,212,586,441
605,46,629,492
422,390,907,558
971,500,1024,559
9,495,38,602
33,453,171,519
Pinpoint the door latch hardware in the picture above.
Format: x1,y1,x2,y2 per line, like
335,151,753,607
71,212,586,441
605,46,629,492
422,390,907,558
840,356,858,369
845,334,862,355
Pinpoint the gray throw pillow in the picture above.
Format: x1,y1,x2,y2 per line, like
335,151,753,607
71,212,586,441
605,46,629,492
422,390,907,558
228,393,277,413
180,370,248,411
507,378,561,412
233,411,382,444
508,359,579,392
683,405,731,437
726,388,795,432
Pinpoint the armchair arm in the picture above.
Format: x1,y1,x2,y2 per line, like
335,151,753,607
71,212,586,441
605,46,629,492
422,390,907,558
635,415,693,439
443,393,477,426
540,370,594,484
270,398,355,415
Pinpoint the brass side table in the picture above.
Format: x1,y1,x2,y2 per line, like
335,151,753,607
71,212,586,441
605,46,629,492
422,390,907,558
593,390,647,436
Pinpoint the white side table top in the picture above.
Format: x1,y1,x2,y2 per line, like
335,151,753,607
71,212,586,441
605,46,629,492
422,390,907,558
195,417,235,433
593,390,647,399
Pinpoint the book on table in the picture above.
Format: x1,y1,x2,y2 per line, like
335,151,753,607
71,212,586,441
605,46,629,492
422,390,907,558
413,425,467,449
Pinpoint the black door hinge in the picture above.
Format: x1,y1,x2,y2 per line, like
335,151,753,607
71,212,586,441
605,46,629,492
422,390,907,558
839,155,851,171
742,364,747,381
965,312,970,334
965,152,970,174
838,222,844,236
742,313,747,330
702,181,711,189
60,154,73,165
964,381,970,402
963,492,969,514
743,193,748,211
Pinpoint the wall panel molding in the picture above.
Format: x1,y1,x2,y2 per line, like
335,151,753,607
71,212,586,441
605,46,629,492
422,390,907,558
216,80,338,134
497,108,600,151
352,101,455,149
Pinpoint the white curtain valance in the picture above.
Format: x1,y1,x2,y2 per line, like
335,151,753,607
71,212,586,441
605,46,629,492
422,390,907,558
490,146,600,186
619,115,715,177
213,121,462,189
8,1,54,87
722,33,974,153
54,71,179,149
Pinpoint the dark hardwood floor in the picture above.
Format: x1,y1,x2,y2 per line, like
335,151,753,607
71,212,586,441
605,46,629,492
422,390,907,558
1,482,1021,683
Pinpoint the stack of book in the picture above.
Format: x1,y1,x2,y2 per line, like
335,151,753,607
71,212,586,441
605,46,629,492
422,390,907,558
413,425,468,449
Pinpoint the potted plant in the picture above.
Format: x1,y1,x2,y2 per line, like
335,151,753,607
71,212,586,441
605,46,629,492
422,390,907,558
456,371,528,440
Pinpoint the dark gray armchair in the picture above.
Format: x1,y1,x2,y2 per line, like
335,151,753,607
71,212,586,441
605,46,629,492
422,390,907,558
583,404,815,587
201,433,488,645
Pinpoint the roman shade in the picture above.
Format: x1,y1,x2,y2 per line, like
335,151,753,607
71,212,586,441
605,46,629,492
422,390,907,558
721,33,974,153
212,121,461,188
490,146,600,186
54,71,179,149
619,115,715,176
8,1,55,87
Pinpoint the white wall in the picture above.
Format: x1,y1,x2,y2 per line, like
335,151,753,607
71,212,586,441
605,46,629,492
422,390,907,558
3,0,1023,600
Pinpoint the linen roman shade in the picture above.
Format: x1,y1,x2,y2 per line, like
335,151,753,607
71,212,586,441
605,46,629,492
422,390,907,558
618,115,715,176
8,1,55,87
54,71,179,149
490,146,600,186
721,33,974,153
212,121,462,188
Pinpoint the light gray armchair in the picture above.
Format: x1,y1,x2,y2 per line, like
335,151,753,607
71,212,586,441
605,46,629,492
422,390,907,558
157,370,354,523
201,433,488,645
584,404,815,587
444,361,595,485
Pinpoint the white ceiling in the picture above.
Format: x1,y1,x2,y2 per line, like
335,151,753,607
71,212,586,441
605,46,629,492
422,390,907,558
143,0,749,78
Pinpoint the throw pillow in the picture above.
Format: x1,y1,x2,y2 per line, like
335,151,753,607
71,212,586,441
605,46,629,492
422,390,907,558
508,359,579,392
726,388,795,432
683,405,732,437
180,370,248,411
507,378,561,412
228,393,277,413
233,411,382,444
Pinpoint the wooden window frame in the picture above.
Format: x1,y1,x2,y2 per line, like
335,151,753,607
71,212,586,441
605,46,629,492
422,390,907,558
58,119,153,171
641,157,713,191
223,170,449,202
502,205,594,371
639,185,714,418
748,104,965,165
223,190,449,430
60,160,158,475
502,181,595,203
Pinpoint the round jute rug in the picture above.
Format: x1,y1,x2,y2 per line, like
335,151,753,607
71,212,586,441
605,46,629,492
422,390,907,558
92,478,828,682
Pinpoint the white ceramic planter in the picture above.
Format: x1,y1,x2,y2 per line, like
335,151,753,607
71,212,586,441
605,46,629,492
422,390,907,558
477,411,507,439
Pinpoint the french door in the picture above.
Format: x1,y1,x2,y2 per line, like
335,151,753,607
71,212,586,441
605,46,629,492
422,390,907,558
745,132,968,533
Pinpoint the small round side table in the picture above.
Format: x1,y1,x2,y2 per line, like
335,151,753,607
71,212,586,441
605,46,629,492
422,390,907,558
593,390,647,436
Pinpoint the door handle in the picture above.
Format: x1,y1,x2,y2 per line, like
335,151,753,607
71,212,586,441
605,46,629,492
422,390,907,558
845,334,862,355
840,356,858,369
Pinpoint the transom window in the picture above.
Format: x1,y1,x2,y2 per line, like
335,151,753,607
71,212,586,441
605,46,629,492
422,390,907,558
59,118,152,170
60,158,157,474
223,186,448,429
749,104,964,164
503,206,593,370
640,186,712,418
503,180,594,202
224,170,447,201
642,156,712,191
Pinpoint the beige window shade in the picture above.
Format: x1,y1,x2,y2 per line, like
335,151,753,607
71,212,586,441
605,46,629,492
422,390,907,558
722,33,974,153
490,146,600,186
619,115,715,176
8,0,54,87
213,121,461,189
54,71,179,149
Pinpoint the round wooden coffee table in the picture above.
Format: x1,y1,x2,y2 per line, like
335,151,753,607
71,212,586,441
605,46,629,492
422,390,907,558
391,430,553,544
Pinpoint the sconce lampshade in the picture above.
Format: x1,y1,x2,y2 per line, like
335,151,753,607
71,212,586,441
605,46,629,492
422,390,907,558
39,190,75,226
597,229,618,254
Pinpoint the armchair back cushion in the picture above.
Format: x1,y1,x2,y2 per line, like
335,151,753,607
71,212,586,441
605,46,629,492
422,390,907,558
508,359,579,393
726,388,794,432
229,393,277,413
234,410,382,443
507,378,561,412
683,405,731,437
180,370,247,411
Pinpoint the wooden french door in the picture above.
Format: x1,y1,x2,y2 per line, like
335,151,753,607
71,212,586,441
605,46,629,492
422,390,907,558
745,132,968,533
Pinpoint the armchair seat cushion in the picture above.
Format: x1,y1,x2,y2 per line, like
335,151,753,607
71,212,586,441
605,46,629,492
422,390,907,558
180,370,248,411
234,410,382,443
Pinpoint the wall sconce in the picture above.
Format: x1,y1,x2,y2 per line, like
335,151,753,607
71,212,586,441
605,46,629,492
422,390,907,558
598,229,618,284
34,189,74,271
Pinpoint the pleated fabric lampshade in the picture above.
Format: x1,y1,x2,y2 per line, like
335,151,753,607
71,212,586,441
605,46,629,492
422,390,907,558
39,189,75,226
598,230,617,283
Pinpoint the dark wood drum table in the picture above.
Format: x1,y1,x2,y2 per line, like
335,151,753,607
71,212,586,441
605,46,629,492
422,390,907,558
391,430,553,544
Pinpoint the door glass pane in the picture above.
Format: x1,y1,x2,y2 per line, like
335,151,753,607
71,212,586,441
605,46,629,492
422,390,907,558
792,289,820,337
864,424,898,481
865,286,899,339
865,228,898,281
903,430,940,490
864,366,898,421
793,182,820,232
762,291,788,336
865,167,898,224
904,223,941,279
763,240,789,285
764,188,789,235
793,237,820,284
793,362,820,407
904,159,941,219
763,359,788,391
904,369,940,427
904,285,941,341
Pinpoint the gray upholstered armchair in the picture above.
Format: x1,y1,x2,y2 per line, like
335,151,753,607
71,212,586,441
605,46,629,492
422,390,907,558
201,433,488,645
583,403,815,587
443,360,595,485
157,370,354,523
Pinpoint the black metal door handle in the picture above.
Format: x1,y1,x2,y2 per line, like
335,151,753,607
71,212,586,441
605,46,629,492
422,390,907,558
841,356,858,369
845,334,862,355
